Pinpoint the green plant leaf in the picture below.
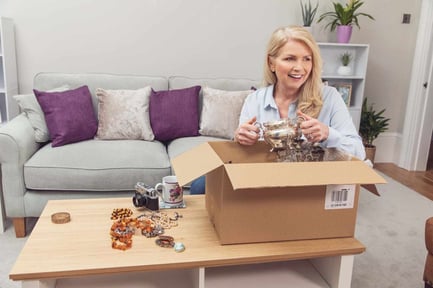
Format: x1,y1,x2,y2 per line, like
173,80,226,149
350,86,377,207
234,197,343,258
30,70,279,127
359,98,390,146
300,0,319,26
317,0,374,32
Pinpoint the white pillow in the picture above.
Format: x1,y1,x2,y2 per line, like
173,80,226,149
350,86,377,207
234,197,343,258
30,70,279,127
13,85,70,142
199,87,252,139
95,87,154,140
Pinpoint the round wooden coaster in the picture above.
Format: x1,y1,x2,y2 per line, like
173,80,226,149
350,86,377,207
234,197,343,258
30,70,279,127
51,212,71,224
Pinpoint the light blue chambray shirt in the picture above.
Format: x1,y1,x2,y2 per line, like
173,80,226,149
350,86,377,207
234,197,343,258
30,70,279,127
239,85,366,160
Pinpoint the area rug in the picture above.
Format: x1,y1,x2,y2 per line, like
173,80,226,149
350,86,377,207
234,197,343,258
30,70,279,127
353,172,432,287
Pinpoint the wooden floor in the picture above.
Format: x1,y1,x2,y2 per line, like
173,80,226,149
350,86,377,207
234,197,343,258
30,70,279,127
374,163,433,201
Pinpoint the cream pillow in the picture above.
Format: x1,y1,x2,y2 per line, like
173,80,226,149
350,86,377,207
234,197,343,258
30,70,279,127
199,87,252,139
13,85,70,142
96,87,154,140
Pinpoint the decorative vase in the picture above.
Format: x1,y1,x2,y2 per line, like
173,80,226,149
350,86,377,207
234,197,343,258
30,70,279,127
303,26,313,34
365,146,376,165
336,25,353,43
337,65,352,76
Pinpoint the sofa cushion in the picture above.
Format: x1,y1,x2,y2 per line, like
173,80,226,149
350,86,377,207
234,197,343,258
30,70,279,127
199,87,252,139
13,85,70,142
96,87,154,140
167,136,226,160
34,85,98,147
168,76,261,119
24,139,171,190
150,86,201,142
168,76,260,92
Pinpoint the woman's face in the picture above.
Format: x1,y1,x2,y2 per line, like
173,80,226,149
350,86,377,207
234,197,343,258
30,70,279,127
269,39,313,94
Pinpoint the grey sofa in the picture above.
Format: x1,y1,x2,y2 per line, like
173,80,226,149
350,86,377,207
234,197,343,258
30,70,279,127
0,73,259,237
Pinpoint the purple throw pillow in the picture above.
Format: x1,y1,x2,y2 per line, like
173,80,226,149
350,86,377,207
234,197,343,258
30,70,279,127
150,86,201,142
34,85,98,147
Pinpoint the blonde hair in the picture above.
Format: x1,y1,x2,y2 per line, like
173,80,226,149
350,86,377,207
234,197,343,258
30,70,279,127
263,26,323,118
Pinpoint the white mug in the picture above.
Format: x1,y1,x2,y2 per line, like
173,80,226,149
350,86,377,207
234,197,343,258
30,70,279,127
155,176,183,206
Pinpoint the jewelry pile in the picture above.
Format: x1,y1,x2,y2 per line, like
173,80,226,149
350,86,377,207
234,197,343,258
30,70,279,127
110,216,136,250
109,208,183,251
155,235,175,248
273,140,324,162
111,208,133,220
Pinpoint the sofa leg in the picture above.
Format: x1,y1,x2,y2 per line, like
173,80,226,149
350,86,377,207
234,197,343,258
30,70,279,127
13,218,26,238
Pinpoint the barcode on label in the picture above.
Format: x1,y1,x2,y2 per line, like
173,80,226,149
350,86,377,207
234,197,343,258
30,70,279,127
325,184,356,210
332,189,348,203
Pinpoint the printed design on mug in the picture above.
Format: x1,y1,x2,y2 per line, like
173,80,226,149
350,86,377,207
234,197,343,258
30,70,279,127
155,176,183,207
169,184,182,203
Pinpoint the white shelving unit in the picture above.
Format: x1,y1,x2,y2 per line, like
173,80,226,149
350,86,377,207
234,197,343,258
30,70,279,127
0,17,18,232
0,17,18,124
32,258,355,288
318,43,370,130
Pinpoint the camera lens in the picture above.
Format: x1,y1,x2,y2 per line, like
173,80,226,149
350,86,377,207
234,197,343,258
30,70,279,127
132,193,147,208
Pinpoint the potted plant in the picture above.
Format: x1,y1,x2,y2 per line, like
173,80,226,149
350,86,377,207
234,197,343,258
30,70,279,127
337,51,352,75
300,0,319,30
359,97,390,164
317,0,374,43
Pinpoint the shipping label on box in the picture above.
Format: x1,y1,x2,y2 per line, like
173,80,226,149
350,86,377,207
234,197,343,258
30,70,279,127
325,184,356,210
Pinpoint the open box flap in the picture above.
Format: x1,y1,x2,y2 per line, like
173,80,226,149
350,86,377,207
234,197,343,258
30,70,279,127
225,161,387,189
171,142,224,186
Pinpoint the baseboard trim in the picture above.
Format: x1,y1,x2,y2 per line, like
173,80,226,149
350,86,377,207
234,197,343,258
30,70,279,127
372,132,402,164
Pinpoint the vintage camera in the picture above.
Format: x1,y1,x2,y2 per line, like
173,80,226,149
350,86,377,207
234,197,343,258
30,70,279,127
133,182,159,211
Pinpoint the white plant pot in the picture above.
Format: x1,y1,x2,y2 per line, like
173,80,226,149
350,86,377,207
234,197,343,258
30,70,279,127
303,26,313,34
337,65,352,76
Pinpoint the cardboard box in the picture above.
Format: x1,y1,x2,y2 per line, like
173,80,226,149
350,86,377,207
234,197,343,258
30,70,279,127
172,141,386,245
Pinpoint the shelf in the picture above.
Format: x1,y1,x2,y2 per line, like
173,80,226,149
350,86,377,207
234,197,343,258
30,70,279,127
56,261,330,288
205,260,330,288
322,75,364,80
319,43,369,131
0,17,18,122
318,42,369,48
56,269,197,288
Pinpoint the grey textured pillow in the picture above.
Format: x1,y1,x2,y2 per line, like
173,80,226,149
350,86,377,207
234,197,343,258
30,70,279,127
13,85,70,142
199,87,252,139
96,87,154,140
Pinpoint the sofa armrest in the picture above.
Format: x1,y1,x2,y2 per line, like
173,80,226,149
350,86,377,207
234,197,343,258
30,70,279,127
0,114,41,217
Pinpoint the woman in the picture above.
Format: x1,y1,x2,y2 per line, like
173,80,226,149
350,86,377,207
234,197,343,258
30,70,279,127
190,26,365,195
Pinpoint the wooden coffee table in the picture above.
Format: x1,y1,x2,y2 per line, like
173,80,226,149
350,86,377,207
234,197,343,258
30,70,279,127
10,195,365,288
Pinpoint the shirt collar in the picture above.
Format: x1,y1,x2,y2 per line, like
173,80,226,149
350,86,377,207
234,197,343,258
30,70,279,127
263,85,299,110
264,85,277,110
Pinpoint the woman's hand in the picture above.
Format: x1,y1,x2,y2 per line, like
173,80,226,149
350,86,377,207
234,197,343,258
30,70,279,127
297,110,329,143
234,117,260,145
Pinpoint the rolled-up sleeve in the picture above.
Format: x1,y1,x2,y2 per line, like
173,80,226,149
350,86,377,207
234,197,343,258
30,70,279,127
319,86,365,160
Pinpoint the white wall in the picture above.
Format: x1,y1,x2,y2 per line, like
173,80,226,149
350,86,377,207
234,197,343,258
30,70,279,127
348,0,422,163
0,0,423,163
0,0,303,93
350,0,421,132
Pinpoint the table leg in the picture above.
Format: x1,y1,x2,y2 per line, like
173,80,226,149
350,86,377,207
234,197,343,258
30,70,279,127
311,255,354,288
22,279,56,288
190,267,205,288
